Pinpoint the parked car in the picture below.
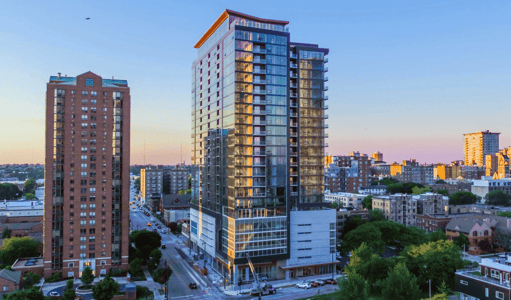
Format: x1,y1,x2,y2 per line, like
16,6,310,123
324,279,337,285
295,282,311,289
48,291,60,296
310,281,320,287
316,279,325,286
189,282,197,289
161,244,166,249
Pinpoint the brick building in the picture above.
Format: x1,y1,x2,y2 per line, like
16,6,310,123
0,269,22,293
372,194,417,226
390,159,434,185
43,72,130,278
338,152,371,193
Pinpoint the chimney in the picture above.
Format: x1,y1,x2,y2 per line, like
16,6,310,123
57,72,61,79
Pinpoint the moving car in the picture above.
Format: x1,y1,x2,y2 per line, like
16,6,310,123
161,244,166,249
295,282,311,289
324,279,337,285
189,282,197,289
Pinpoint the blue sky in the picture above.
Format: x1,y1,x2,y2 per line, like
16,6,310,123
0,0,510,164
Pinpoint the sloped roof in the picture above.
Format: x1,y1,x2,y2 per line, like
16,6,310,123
162,194,191,208
446,215,509,233
0,222,41,230
0,269,21,284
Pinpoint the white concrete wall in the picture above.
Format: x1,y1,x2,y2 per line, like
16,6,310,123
286,209,336,267
190,208,216,258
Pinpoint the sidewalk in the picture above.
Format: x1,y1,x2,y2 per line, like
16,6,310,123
176,242,343,296
134,269,165,300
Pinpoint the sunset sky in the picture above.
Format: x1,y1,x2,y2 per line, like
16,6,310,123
1,0,510,165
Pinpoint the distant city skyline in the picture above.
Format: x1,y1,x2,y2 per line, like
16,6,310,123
1,0,510,165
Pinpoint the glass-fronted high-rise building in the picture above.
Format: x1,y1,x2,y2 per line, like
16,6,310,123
190,10,332,284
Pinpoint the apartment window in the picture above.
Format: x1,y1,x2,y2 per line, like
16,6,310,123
89,236,95,242
81,115,88,120
69,229,74,233
298,232,311,234
298,256,312,259
69,246,74,250
81,123,88,128
89,212,95,217
298,224,311,226
90,220,96,225
80,221,86,226
81,204,86,209
91,99,97,104
80,229,86,234
90,188,96,193
80,253,86,259
70,237,74,241
460,280,468,285
80,212,86,217
90,204,96,209
80,245,86,250
101,260,106,265
86,79,94,86
91,91,97,96
103,108,107,112
82,99,88,104
497,291,504,299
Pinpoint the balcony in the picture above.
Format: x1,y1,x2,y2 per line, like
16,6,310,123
290,93,297,97
290,132,297,137
254,131,266,135
253,59,266,64
291,192,298,196
290,73,297,78
290,53,297,59
253,89,266,94
324,86,329,91
290,162,298,166
323,105,328,109
324,57,329,63
290,122,297,127
324,77,329,82
290,63,297,68
290,83,297,88
253,48,265,53
290,102,297,107
290,151,298,156
253,69,266,74
290,112,297,117
324,95,329,100
324,67,329,72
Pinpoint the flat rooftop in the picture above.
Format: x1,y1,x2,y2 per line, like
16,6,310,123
12,257,44,269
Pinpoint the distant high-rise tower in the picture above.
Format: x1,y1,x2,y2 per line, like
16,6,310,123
190,10,333,284
44,72,130,278
463,130,500,167
372,151,383,162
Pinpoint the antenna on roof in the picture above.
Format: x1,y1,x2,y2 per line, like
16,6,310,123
57,72,61,79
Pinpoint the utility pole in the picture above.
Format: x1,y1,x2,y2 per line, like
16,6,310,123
429,279,431,300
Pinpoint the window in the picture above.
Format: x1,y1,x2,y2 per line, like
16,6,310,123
90,220,96,225
91,91,97,96
81,115,88,120
68,272,74,277
103,108,107,112
86,79,94,86
80,220,86,226
90,188,96,193
80,245,86,250
3,286,8,292
460,280,468,285
80,253,86,259
496,291,504,299
81,163,87,169
82,91,88,95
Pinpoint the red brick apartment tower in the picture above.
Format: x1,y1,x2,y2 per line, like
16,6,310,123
44,72,130,278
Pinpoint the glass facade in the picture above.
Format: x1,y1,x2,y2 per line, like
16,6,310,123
192,11,329,282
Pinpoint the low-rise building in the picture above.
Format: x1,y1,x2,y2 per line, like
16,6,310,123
414,193,449,215
0,222,42,237
446,215,509,255
11,257,44,277
416,214,454,232
426,182,472,195
0,269,22,293
372,194,417,225
390,159,435,185
456,257,511,300
472,177,511,200
324,192,366,209
159,194,191,215
358,185,387,195
163,209,190,224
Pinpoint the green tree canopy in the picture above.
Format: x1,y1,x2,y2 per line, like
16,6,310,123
388,182,424,194
372,178,399,186
0,236,39,267
379,263,421,300
129,258,143,276
435,180,447,184
4,287,44,300
92,274,120,300
362,195,373,210
453,234,470,250
369,209,383,221
330,202,339,209
412,186,432,195
428,229,448,242
341,223,385,255
134,177,141,190
337,272,370,300
342,216,368,238
449,191,477,205
497,230,511,254
2,227,11,239
0,183,23,200
148,249,163,273
81,266,94,285
23,193,37,200
24,179,37,194
486,190,511,206
130,230,162,261
497,211,511,218
62,279,76,300
402,240,464,289
436,189,449,196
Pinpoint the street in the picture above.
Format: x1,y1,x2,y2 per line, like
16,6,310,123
129,184,239,300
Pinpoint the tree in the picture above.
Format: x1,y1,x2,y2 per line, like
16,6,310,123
453,234,470,250
24,179,37,194
369,209,383,221
379,263,421,300
129,258,143,276
2,227,11,238
3,287,44,300
129,230,162,261
486,190,511,206
23,193,37,200
449,191,477,205
148,249,162,273
497,230,511,255
92,274,119,300
435,179,447,184
436,189,449,196
80,266,94,285
168,222,178,232
428,229,448,242
402,240,464,290
341,223,385,254
342,216,368,238
372,178,398,186
478,239,492,253
330,202,338,209
425,294,448,300
362,195,373,210
0,236,39,267
412,186,432,195
337,272,370,300
0,183,23,200
134,177,141,191
62,279,76,300
437,280,450,296
498,211,511,218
